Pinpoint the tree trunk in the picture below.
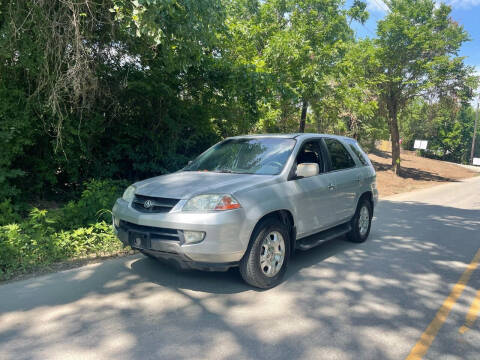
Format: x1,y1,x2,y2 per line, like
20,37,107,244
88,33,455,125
348,116,359,140
298,100,308,133
387,104,401,175
316,115,322,133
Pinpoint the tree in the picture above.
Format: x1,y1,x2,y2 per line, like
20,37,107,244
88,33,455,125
400,99,479,164
310,39,385,149
224,0,368,133
0,0,117,198
375,0,476,175
0,0,263,201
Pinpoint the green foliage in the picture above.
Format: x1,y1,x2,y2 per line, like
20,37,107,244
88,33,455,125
225,0,369,132
55,222,124,258
371,0,477,172
310,39,387,145
0,216,125,281
400,100,479,164
0,200,22,226
0,179,131,280
375,0,474,103
0,0,477,202
0,0,268,201
54,179,129,230
0,86,34,199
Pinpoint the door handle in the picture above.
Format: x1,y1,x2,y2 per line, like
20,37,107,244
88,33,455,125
355,177,361,183
328,183,336,191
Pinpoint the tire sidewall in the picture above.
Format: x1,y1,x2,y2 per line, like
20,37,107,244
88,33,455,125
241,218,291,288
350,199,372,242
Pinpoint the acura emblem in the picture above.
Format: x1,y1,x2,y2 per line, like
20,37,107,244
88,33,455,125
144,200,153,209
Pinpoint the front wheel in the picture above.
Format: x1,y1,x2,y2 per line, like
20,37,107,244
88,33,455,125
347,199,372,243
239,218,290,289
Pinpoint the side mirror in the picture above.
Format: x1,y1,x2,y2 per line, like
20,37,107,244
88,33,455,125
188,160,193,165
296,163,319,178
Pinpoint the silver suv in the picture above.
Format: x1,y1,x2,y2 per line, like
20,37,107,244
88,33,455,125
112,134,378,288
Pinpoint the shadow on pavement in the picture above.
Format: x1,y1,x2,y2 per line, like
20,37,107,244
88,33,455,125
127,233,358,294
0,200,479,360
371,159,456,182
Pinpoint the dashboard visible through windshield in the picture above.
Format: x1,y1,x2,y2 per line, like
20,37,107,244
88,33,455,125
183,138,296,175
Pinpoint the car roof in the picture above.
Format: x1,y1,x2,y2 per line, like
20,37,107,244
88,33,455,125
228,133,355,142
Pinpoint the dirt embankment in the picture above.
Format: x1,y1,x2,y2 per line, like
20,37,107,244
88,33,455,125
369,149,478,197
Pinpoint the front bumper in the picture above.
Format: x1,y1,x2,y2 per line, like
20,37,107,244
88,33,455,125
112,198,250,270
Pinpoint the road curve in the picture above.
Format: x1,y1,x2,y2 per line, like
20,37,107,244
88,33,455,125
1,176,479,360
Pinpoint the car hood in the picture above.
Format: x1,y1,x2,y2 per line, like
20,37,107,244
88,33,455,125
134,171,279,199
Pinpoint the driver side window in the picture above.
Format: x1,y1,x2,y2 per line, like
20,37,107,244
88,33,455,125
296,140,324,174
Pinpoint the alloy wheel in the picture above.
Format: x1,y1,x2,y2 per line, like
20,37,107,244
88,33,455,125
259,231,285,277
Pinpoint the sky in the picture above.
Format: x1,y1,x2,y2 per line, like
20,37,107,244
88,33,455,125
347,0,480,99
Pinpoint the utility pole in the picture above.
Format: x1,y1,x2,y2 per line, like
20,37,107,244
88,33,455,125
471,98,479,164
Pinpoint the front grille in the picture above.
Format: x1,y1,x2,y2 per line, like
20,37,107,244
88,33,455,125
119,220,181,242
132,194,180,213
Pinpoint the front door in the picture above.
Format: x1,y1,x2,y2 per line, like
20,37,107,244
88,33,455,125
285,139,337,236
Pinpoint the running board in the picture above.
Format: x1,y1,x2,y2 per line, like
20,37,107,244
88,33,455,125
295,223,351,251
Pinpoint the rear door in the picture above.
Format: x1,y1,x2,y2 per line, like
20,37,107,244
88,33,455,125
321,138,361,223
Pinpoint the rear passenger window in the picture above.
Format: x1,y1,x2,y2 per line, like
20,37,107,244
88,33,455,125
349,144,368,166
324,139,356,171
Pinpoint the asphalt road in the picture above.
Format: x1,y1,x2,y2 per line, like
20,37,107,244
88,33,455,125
1,176,480,360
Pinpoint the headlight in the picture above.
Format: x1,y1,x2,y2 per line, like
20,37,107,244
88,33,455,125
122,185,136,202
183,194,241,211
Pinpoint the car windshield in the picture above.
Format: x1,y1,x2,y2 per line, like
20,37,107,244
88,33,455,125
183,137,296,175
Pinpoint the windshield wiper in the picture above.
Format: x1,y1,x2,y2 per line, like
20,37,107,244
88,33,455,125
216,168,246,174
215,169,235,173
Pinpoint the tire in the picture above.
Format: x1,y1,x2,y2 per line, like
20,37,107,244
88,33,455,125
239,218,290,289
347,198,373,243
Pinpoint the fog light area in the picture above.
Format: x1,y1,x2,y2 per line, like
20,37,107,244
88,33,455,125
182,230,206,244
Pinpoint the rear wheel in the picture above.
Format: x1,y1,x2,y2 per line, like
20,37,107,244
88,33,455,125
347,198,372,243
239,218,290,289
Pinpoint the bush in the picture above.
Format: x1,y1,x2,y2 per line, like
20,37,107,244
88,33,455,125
0,199,22,226
0,207,126,280
55,222,123,258
53,179,128,231
0,179,132,280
